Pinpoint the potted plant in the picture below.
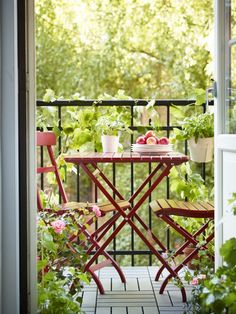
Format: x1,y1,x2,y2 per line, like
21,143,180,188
185,232,236,313
95,116,132,153
174,112,214,162
37,208,91,313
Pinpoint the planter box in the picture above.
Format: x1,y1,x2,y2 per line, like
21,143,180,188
188,137,214,163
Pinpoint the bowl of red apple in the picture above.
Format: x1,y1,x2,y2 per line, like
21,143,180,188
131,131,173,154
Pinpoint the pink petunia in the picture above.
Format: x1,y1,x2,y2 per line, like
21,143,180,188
51,220,66,234
190,277,199,285
92,205,102,217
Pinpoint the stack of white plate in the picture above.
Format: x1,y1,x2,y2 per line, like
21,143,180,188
131,144,173,154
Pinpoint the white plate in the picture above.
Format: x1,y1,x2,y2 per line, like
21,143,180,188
132,147,173,151
132,144,173,149
131,144,173,153
132,151,171,155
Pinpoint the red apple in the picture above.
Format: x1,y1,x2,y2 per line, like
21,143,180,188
146,136,157,145
155,136,159,144
159,137,169,145
145,130,156,139
136,136,146,144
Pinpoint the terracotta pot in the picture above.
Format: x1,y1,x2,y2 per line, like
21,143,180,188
183,246,199,270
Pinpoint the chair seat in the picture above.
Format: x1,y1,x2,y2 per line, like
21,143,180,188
150,199,214,218
59,200,131,213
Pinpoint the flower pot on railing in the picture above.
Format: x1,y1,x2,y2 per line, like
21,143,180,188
101,135,119,153
173,111,214,163
188,137,214,163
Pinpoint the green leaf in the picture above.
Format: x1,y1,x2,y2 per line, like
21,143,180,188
220,238,236,267
37,259,48,272
43,89,56,102
63,126,74,135
225,292,236,305
52,126,61,137
73,128,92,148
78,273,90,284
42,230,57,253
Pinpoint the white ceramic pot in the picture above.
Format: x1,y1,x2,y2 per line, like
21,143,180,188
188,137,214,163
101,135,119,153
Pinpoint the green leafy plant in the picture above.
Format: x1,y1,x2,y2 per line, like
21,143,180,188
185,239,236,314
169,162,208,202
37,208,91,313
95,115,133,136
174,111,214,143
185,194,236,314
63,104,132,152
37,90,133,152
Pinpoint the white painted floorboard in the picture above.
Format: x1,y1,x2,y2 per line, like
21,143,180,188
81,266,192,314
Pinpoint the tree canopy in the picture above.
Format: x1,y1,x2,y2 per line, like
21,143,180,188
36,0,213,99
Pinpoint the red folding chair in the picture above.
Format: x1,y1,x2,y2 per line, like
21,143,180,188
150,199,214,302
37,131,130,293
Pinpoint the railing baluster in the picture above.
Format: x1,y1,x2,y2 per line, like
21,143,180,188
166,104,170,251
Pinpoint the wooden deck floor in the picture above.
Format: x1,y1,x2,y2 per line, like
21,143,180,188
82,266,193,314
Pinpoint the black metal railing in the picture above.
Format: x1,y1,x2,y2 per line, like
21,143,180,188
37,99,214,266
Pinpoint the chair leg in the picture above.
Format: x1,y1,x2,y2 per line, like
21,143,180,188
85,245,126,284
155,264,165,281
77,217,127,285
159,233,214,298
88,268,105,294
154,215,212,280
110,258,126,283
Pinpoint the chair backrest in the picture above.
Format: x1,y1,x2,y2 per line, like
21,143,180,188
37,131,68,210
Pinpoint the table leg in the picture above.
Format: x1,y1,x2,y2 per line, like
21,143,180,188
127,164,171,219
91,162,125,200
80,162,127,216
129,163,163,203
79,160,188,300
81,161,173,267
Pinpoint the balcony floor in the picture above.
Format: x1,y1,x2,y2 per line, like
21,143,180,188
82,266,193,314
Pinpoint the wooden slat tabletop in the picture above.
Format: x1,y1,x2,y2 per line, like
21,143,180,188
64,151,189,164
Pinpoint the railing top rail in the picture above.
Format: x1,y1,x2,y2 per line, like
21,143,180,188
37,99,214,107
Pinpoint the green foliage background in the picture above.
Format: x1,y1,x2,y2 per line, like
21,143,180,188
36,0,213,99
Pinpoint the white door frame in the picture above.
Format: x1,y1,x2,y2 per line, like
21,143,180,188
0,0,20,312
26,0,37,312
215,0,236,268
215,0,225,269
0,0,36,312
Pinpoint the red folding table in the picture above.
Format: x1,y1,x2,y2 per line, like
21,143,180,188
64,151,189,300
